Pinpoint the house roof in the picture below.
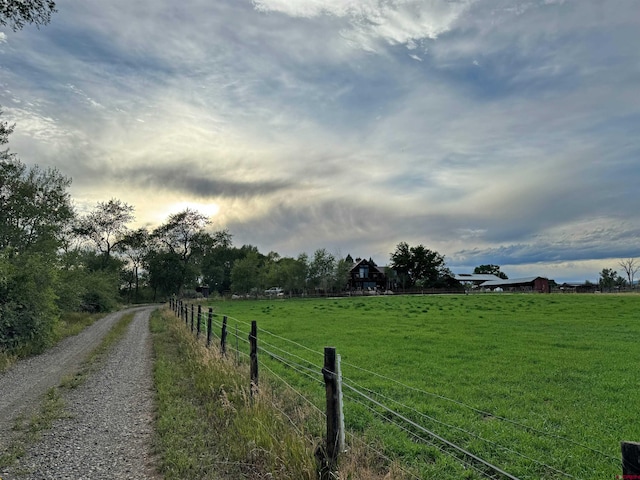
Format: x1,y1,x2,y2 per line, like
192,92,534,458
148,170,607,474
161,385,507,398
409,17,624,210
480,276,546,287
350,258,385,274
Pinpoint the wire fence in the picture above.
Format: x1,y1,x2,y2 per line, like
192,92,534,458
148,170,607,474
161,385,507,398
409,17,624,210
168,299,624,480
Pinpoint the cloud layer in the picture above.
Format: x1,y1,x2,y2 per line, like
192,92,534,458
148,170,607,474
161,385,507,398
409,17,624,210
1,0,639,282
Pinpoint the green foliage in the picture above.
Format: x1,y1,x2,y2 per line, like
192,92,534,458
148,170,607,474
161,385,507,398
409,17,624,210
473,264,508,279
230,250,260,294
308,248,336,292
390,242,451,288
146,250,184,299
0,251,59,354
0,157,73,255
599,268,626,291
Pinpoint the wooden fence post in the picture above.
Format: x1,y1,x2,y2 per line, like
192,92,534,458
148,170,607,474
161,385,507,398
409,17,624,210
221,316,228,356
322,346,342,475
337,353,345,453
196,305,202,338
249,320,258,398
190,304,194,333
206,308,213,347
622,441,640,477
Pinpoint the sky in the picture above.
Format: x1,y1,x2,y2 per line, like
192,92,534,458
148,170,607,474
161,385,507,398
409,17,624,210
1,0,639,283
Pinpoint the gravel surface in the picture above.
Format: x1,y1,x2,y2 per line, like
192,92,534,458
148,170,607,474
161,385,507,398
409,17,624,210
0,306,161,480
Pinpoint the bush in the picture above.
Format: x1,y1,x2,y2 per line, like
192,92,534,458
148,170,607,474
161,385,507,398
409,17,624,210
0,252,59,354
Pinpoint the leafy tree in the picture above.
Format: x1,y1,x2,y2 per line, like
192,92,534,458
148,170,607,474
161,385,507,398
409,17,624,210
473,264,508,279
152,209,231,294
0,116,74,352
390,242,450,288
74,199,134,260
599,268,626,292
145,250,183,301
118,228,151,302
333,257,351,291
0,0,56,31
1,159,74,255
153,209,206,293
308,248,336,293
230,251,261,294
276,255,308,294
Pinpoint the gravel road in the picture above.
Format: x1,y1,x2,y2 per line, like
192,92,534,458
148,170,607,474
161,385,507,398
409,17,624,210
0,306,161,480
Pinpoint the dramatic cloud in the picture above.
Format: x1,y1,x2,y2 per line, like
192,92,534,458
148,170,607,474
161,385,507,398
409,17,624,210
1,0,639,283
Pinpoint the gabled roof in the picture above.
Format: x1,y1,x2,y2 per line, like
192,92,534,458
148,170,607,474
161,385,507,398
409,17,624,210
350,258,385,274
480,276,546,287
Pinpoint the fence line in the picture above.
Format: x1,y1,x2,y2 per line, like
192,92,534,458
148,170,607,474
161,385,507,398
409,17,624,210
167,299,622,479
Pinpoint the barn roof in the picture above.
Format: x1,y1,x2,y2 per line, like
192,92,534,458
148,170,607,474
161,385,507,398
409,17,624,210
480,276,546,287
454,274,503,282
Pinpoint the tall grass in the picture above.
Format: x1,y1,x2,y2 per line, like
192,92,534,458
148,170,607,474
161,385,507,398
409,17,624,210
151,308,321,479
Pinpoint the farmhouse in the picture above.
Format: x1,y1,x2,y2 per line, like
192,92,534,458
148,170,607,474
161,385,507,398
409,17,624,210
348,257,388,291
480,276,551,293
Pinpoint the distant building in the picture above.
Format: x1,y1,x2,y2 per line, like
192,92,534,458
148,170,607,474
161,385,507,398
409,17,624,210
348,258,388,291
479,276,550,293
454,273,503,286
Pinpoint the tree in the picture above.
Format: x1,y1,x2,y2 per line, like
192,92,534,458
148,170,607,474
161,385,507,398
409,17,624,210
618,258,639,289
118,228,151,302
230,251,261,295
0,118,73,351
1,158,74,255
390,242,450,288
74,199,134,259
1,115,73,255
473,264,508,279
0,0,57,31
276,255,308,294
333,257,351,291
599,268,625,292
308,248,336,293
152,209,230,294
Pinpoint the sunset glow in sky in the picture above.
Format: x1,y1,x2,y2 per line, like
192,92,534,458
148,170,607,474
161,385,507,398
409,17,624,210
1,0,639,282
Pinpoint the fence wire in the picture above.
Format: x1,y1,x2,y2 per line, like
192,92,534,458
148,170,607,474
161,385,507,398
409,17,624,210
169,302,620,480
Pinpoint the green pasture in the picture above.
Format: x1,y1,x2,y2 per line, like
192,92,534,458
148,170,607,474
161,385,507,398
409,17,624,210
203,293,639,479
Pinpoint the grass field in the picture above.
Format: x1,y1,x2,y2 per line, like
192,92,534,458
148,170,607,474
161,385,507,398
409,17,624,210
199,293,639,479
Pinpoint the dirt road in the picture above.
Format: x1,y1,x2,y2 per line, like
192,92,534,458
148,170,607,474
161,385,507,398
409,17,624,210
0,306,160,479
